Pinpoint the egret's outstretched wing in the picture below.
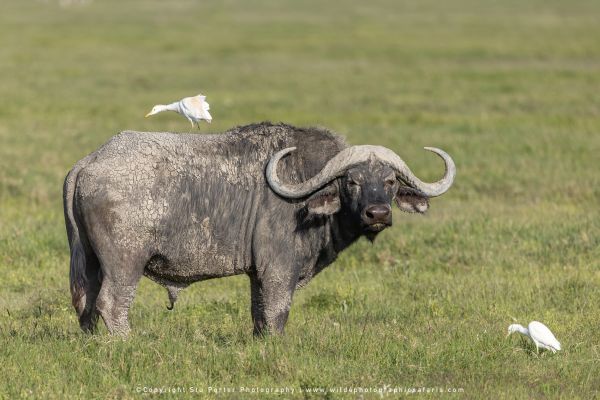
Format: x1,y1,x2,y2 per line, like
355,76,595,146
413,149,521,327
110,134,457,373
528,321,561,351
181,95,207,119
193,95,209,112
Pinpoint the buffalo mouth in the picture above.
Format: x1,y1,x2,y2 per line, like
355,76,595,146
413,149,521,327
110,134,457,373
364,222,389,233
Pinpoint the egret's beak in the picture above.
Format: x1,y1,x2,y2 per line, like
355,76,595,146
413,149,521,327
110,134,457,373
145,111,152,118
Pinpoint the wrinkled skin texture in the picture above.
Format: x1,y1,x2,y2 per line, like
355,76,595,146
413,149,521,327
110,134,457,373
64,122,432,336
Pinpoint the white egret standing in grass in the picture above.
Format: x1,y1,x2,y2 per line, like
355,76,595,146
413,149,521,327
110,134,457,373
507,321,561,354
146,94,212,128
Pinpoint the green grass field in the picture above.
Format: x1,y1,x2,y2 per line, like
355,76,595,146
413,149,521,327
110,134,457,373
1,0,599,398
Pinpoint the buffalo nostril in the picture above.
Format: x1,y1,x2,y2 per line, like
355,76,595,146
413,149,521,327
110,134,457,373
364,205,391,222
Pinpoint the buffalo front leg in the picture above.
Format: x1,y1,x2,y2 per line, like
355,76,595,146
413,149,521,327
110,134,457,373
249,273,266,335
248,268,298,336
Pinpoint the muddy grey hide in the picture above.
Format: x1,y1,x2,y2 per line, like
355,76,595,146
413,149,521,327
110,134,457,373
64,122,455,336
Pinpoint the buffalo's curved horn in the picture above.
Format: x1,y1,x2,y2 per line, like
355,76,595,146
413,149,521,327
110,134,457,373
380,146,456,197
266,145,455,199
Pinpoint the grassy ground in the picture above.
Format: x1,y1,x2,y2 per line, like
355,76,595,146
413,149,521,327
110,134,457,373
1,0,599,398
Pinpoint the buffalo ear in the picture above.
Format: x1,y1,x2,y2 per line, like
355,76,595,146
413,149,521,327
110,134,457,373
306,185,341,216
394,186,429,213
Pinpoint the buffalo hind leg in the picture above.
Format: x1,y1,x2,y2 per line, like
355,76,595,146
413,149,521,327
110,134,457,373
96,272,142,336
78,252,102,333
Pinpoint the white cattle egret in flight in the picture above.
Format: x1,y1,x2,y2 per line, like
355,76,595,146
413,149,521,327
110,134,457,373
507,321,561,353
146,94,212,128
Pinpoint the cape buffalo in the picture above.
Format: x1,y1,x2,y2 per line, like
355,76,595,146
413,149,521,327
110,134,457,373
64,122,455,336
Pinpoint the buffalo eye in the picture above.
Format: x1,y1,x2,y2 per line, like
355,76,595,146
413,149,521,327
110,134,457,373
346,180,361,196
384,179,395,187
